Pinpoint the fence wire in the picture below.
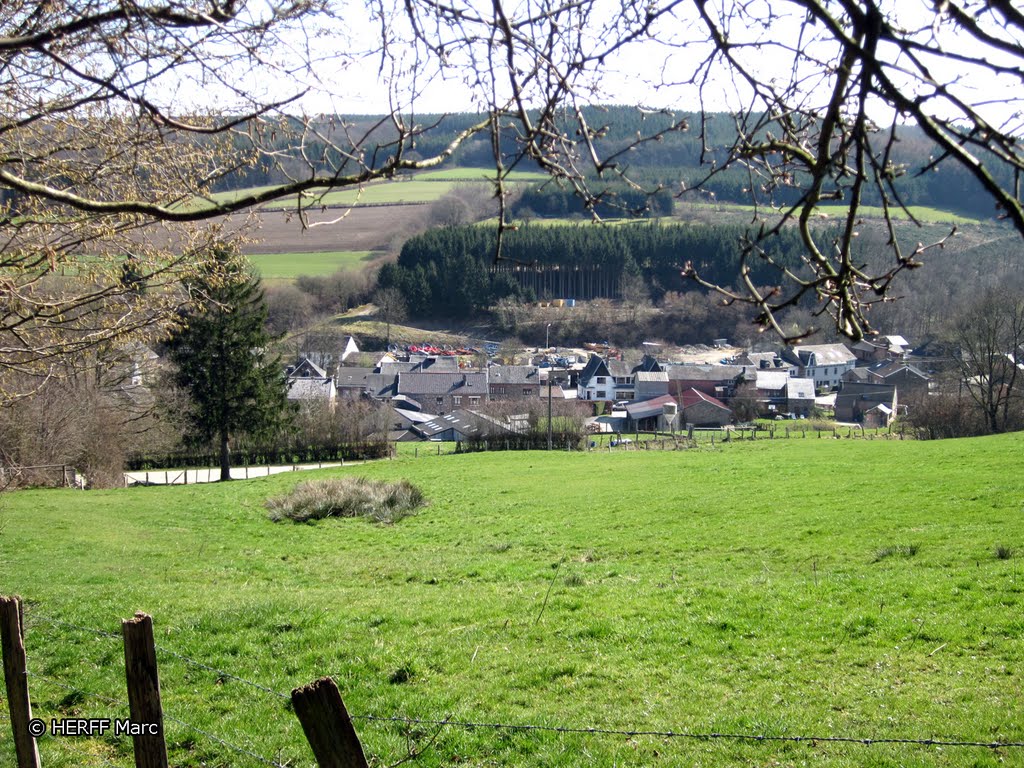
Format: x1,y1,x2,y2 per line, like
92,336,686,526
160,711,290,768
351,713,1024,750
154,643,291,701
15,610,1024,760
27,613,122,640
26,670,128,711
23,669,288,768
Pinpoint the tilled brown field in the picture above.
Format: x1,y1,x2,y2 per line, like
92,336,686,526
229,204,426,254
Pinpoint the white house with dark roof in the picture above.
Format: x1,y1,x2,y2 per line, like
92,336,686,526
783,343,857,391
577,355,618,401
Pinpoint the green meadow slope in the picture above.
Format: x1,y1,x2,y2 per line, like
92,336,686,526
2,434,1023,767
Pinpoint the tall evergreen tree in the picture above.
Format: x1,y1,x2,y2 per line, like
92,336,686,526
166,250,293,481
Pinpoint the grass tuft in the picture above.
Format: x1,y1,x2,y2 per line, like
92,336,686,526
266,477,425,524
995,544,1014,560
872,543,919,563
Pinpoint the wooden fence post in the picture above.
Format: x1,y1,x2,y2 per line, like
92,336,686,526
122,613,169,768
1,596,41,768
292,677,369,768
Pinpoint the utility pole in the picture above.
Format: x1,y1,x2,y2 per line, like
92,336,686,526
546,323,553,449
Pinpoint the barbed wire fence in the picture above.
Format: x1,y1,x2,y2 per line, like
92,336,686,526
5,599,1024,768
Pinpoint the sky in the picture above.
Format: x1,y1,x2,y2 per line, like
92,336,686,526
167,0,1024,137
296,1,1024,132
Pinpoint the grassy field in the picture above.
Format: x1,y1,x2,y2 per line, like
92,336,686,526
211,168,544,213
675,200,986,225
2,435,1023,767
248,250,378,280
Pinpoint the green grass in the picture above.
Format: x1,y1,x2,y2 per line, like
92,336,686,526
247,250,377,280
2,434,1023,767
207,169,542,211
676,200,985,225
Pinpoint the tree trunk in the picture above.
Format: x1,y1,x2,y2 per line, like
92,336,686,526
219,430,231,481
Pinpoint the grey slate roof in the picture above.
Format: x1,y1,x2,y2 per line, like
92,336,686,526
398,372,488,396
334,367,374,387
286,377,334,400
488,365,538,385
288,357,328,378
666,364,749,382
363,373,399,398
786,378,816,400
634,371,669,383
607,359,633,378
756,370,790,390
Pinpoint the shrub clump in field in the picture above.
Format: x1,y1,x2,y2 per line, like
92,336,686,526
267,477,425,524
872,544,919,563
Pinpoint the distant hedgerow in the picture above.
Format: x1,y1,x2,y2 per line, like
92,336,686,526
267,477,425,524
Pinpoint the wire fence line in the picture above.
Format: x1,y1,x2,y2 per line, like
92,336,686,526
159,711,290,768
27,613,122,640
350,714,1024,750
14,609,1024,761
153,642,291,702
23,658,290,768
26,670,129,710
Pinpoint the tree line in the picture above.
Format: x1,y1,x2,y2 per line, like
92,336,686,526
208,105,1011,222
377,222,817,317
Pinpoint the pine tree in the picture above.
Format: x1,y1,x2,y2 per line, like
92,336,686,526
166,250,293,481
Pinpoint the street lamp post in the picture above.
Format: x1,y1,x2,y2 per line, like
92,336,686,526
546,323,553,450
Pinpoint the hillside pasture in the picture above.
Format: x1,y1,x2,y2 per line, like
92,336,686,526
2,435,1023,767
248,250,378,280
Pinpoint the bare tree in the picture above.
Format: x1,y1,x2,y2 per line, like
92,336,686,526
373,286,408,345
947,288,1024,434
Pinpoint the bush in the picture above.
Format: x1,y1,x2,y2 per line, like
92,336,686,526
267,477,425,524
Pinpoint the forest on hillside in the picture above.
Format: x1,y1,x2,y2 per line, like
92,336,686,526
376,221,823,317
214,106,1011,221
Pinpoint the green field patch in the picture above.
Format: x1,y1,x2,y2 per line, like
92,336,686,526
4,434,1024,766
247,250,377,279
676,200,984,225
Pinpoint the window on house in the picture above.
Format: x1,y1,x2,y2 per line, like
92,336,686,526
596,376,606,384
523,388,533,395
469,396,480,405
436,397,444,406
453,396,461,405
